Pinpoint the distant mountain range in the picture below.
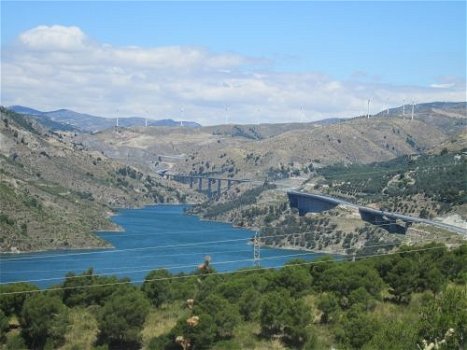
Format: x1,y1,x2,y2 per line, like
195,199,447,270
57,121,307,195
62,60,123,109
8,105,201,132
376,101,466,118
8,102,465,134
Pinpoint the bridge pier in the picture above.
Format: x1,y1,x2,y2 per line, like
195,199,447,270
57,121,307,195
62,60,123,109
170,174,254,197
208,178,212,197
217,180,221,197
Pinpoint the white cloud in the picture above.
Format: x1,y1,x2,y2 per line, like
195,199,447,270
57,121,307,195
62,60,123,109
19,25,89,51
430,83,455,89
2,25,465,125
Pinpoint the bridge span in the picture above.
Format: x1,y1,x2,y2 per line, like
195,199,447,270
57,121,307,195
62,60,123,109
167,174,262,198
287,191,467,236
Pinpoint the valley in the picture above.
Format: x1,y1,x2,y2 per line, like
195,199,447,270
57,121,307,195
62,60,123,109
1,3,466,349
0,108,203,253
2,102,465,255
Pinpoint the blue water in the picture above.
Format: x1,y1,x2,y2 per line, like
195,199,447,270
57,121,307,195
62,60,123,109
0,205,331,288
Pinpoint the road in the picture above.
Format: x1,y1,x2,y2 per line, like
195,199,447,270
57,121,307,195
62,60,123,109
287,191,467,237
166,173,466,237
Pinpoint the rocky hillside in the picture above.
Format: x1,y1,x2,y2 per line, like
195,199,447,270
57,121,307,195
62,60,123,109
76,102,466,180
0,108,202,253
189,150,466,256
188,181,464,257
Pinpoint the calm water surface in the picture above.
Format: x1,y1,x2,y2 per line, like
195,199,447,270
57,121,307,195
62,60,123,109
1,205,332,288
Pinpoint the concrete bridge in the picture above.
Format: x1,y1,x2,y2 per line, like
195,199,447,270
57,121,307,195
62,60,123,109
168,174,261,198
287,191,466,235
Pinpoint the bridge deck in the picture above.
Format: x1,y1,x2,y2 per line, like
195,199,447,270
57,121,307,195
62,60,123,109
287,191,466,236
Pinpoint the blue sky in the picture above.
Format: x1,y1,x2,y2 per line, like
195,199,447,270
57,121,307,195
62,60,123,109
1,1,465,124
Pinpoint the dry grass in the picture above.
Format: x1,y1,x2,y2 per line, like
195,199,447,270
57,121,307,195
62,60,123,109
141,302,189,349
230,322,287,350
405,224,465,248
302,294,321,323
60,308,98,350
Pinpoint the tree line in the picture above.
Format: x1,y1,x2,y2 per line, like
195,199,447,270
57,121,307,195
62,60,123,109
0,243,465,349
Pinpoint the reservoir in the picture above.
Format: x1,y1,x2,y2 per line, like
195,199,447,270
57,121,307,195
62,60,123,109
0,205,331,288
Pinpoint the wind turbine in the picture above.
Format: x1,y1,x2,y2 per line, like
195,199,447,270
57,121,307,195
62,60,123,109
367,99,371,119
144,109,149,127
411,101,415,121
224,105,229,125
180,107,184,127
116,109,119,127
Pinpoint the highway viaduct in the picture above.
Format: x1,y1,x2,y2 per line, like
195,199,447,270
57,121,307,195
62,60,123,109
287,191,466,236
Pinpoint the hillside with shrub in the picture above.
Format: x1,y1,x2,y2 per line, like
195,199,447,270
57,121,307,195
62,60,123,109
315,151,467,219
0,108,202,253
0,243,465,349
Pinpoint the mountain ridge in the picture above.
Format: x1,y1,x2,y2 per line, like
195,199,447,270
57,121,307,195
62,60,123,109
8,105,201,132
77,101,466,181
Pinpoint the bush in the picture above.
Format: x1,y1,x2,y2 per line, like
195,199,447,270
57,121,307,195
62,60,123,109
238,288,262,321
0,282,39,316
273,264,312,297
142,269,173,307
20,294,68,349
316,262,384,299
168,312,218,350
260,291,311,348
418,286,467,349
193,294,241,338
336,306,379,348
364,318,418,350
62,269,132,307
4,334,27,350
317,293,340,323
97,290,150,347
0,310,9,342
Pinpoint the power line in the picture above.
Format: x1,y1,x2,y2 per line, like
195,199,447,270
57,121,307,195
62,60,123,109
0,237,252,262
1,218,447,263
2,250,327,285
0,248,254,274
0,237,438,285
0,221,414,262
5,227,247,241
0,245,449,296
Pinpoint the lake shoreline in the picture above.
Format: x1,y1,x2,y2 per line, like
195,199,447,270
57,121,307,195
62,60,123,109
2,201,347,256
1,204,337,288
187,211,350,256
0,202,193,255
